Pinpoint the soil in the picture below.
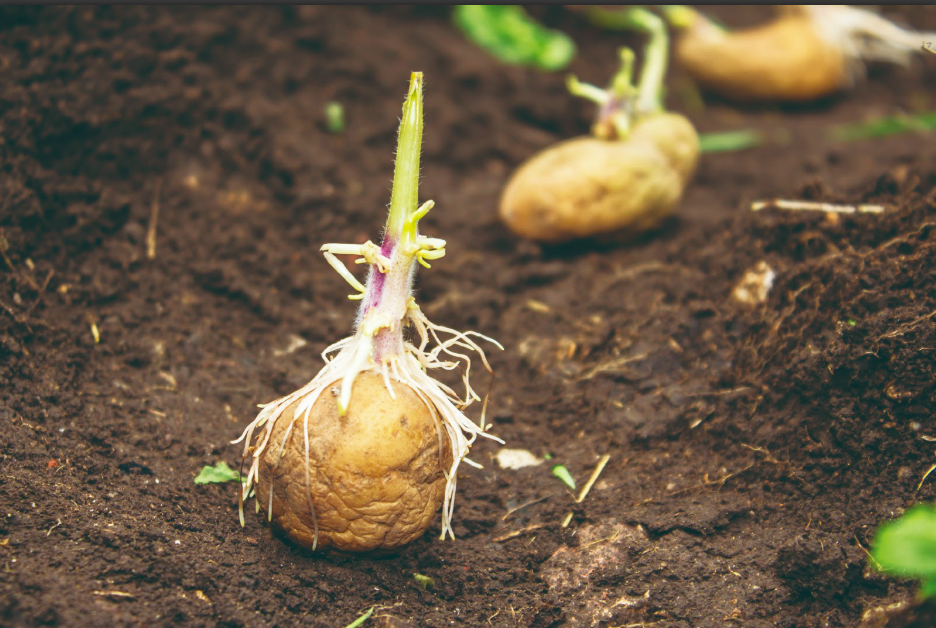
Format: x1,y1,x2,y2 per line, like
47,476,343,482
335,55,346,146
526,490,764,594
2,5,936,628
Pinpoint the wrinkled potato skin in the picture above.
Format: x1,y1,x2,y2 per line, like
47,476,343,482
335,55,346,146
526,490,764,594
675,16,847,103
499,113,699,243
256,372,451,553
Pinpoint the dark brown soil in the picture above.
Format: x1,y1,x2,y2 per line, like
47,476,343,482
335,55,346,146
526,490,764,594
2,6,936,627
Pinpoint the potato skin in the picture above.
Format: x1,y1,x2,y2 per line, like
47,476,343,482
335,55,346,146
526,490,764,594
256,372,451,553
499,113,699,243
675,15,847,103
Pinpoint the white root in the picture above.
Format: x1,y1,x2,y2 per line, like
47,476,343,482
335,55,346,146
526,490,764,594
801,5,936,82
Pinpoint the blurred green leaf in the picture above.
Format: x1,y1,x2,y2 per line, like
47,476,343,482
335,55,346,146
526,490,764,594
871,503,936,587
194,461,242,485
325,101,345,133
552,464,576,490
922,579,936,599
831,111,936,142
453,6,575,71
698,129,764,153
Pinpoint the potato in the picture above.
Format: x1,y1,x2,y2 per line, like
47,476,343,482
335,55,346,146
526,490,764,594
674,14,847,103
256,371,452,553
499,112,699,243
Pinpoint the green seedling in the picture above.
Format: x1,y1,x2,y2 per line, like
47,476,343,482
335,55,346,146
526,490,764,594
552,464,576,491
234,73,504,553
343,606,374,628
871,503,936,599
194,461,242,485
830,111,936,142
698,129,764,154
452,6,575,71
325,101,345,133
413,573,435,591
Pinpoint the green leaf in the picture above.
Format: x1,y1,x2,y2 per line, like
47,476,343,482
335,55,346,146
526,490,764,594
698,129,764,154
343,606,374,628
921,578,936,600
453,6,575,71
831,111,936,142
194,461,242,485
413,573,434,591
324,101,345,133
871,503,936,579
552,464,576,490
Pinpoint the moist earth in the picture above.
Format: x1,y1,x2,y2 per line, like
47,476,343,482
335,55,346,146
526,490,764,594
2,5,936,627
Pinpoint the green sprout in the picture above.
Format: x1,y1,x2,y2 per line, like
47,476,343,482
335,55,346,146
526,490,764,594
565,8,671,140
552,464,576,491
871,503,936,599
452,6,575,71
325,101,345,133
413,573,435,590
343,606,375,628
194,460,242,485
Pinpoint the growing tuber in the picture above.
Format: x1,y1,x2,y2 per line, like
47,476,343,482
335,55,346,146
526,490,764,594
234,73,503,553
665,5,936,103
499,8,699,243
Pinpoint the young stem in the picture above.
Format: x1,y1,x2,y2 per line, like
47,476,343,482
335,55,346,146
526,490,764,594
584,7,671,115
567,47,637,141
385,72,424,252
347,71,428,406
658,5,700,30
629,9,669,115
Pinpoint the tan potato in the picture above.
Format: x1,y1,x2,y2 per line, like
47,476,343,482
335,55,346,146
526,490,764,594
675,15,847,103
256,371,452,553
624,113,699,183
499,112,699,243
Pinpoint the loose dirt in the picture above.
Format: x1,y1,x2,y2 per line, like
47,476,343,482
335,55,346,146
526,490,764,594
2,6,936,627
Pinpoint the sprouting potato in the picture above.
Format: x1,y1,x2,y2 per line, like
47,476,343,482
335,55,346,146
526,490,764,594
499,9,699,244
671,5,936,103
257,372,452,553
234,73,503,553
500,113,698,243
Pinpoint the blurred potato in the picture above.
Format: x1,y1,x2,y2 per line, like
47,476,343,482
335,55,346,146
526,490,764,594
499,112,699,243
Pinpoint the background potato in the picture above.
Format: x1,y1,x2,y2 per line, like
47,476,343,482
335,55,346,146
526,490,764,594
257,372,452,553
675,15,847,103
499,113,699,243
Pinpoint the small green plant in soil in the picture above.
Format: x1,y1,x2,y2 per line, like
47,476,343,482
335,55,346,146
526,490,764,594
343,606,374,628
871,503,936,599
551,464,576,490
194,460,241,484
324,101,345,133
499,7,699,243
452,6,575,71
233,72,503,553
830,110,936,142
